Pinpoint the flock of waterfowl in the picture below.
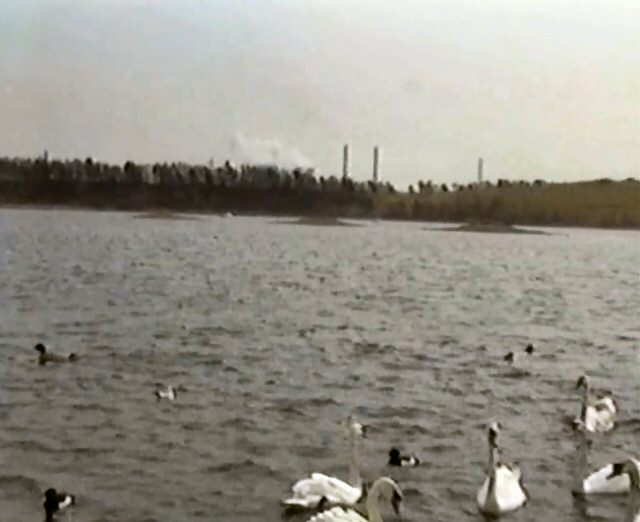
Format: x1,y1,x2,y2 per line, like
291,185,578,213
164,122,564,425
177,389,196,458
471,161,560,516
33,342,638,521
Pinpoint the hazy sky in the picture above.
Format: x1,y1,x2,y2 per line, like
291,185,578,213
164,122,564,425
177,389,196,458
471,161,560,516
1,0,638,187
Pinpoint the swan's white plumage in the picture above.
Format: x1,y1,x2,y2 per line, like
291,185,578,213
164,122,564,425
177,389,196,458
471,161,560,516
582,463,631,494
283,473,361,508
611,459,640,522
307,506,368,522
305,477,402,522
575,375,617,433
283,418,365,509
477,422,527,516
582,399,617,433
477,464,528,515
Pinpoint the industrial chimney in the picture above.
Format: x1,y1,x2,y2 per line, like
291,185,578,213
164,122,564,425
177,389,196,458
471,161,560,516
342,144,350,178
477,157,484,185
373,146,381,182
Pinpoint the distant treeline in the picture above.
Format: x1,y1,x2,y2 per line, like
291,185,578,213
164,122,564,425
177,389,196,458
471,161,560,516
0,156,638,229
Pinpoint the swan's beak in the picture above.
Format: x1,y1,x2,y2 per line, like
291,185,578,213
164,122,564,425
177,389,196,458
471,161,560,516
606,462,625,480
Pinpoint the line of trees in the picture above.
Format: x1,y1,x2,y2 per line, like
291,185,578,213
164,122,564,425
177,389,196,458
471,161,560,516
0,155,397,217
0,155,637,228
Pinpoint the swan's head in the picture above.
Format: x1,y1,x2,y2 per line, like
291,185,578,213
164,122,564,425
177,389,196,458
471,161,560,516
34,343,47,354
371,477,403,516
576,375,589,390
607,460,640,490
487,422,502,447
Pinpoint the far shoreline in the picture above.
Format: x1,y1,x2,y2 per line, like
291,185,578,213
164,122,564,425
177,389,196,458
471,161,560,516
1,203,639,233
425,223,550,235
272,216,363,227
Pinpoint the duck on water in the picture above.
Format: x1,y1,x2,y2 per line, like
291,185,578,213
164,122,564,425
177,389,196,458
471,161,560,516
44,488,75,522
503,343,534,364
34,343,77,365
154,384,187,401
388,448,420,467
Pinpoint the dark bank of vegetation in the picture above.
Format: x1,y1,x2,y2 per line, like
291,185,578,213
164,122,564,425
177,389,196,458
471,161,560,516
0,156,638,229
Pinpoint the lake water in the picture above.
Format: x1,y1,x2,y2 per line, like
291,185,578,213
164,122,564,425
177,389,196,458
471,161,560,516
0,208,638,522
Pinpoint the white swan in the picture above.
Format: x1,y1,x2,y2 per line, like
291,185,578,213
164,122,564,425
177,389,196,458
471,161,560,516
582,462,633,494
572,434,633,494
607,459,640,522
477,422,528,516
573,375,618,433
282,417,367,510
305,477,402,522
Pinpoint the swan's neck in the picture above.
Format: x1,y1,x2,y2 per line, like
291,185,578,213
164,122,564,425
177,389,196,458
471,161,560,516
347,432,362,489
486,441,499,501
572,433,590,493
365,482,385,522
580,386,589,419
487,441,498,474
628,487,640,522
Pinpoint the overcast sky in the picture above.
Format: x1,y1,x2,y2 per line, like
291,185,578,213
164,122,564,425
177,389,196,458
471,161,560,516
1,0,638,187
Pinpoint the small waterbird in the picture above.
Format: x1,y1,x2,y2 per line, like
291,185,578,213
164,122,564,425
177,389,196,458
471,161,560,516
388,448,421,467
154,384,186,401
504,343,534,363
44,488,75,522
34,343,77,365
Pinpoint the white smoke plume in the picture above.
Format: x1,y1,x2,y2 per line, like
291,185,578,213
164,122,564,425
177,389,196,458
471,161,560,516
230,132,314,170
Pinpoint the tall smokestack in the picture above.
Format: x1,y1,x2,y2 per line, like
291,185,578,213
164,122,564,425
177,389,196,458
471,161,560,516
373,146,381,182
342,144,350,178
477,157,484,185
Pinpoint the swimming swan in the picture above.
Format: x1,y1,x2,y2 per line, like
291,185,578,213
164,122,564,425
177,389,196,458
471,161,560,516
607,459,640,522
573,375,618,434
477,422,528,516
582,462,633,494
573,435,633,495
282,417,367,510
44,487,75,522
305,477,402,522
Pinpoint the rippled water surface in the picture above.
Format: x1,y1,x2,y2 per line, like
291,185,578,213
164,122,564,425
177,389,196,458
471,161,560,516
0,208,638,522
